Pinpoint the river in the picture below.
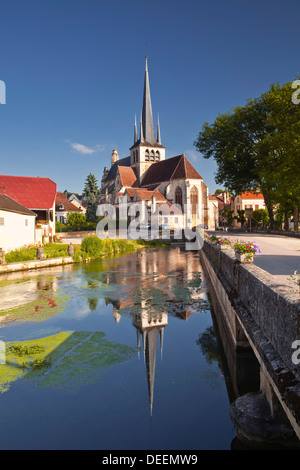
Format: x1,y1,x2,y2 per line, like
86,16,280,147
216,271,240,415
0,245,236,450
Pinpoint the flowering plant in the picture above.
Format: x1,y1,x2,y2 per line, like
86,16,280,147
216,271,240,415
233,241,261,255
288,271,300,293
218,236,233,246
208,234,219,243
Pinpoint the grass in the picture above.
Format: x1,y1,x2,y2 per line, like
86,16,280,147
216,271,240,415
3,237,170,264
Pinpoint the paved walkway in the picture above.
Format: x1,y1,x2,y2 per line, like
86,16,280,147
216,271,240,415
214,231,300,290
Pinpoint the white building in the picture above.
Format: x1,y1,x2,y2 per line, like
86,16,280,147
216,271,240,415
0,194,36,252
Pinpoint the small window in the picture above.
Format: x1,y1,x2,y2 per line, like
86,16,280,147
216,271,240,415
0,217,4,226
150,150,155,161
145,149,149,161
155,151,160,161
25,219,28,226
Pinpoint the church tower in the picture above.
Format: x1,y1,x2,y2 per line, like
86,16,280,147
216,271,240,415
130,57,166,185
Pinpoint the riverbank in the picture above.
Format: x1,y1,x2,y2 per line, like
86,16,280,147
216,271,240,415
0,237,170,274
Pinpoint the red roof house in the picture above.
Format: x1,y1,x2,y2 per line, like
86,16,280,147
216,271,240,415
0,175,57,236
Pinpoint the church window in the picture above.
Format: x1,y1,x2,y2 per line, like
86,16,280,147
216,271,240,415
190,186,198,217
155,151,160,161
145,149,149,161
150,150,155,161
175,186,183,209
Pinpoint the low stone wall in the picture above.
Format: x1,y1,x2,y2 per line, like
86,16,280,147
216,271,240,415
0,256,74,274
202,241,300,378
58,230,97,238
200,241,300,440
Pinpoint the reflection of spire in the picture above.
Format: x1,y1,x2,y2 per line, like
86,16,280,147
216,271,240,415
134,317,167,419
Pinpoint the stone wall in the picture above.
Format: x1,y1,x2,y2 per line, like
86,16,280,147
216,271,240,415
200,240,300,440
202,241,300,378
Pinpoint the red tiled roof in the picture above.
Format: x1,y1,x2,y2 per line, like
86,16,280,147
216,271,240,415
55,192,82,212
118,166,137,187
125,188,166,202
0,175,57,210
141,154,202,187
241,191,264,200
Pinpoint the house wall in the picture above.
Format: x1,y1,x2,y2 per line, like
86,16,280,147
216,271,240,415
0,210,36,252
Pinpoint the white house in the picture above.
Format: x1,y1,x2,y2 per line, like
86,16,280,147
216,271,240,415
231,191,265,227
55,192,84,224
0,194,36,252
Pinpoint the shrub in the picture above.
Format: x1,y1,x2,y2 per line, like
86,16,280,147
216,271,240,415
81,236,104,258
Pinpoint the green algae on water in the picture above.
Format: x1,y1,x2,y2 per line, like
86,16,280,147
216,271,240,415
0,331,136,394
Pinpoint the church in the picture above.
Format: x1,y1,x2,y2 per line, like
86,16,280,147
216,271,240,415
99,57,209,229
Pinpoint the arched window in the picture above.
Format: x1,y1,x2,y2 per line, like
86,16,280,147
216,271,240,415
155,151,160,162
150,150,155,161
190,186,198,217
145,149,149,161
175,186,183,210
135,150,138,163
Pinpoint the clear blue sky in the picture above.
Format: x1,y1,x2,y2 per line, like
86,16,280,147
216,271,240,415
0,0,299,195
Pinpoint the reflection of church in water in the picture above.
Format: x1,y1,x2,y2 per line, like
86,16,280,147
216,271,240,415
103,247,206,417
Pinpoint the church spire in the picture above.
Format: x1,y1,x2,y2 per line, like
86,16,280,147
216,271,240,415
142,56,156,145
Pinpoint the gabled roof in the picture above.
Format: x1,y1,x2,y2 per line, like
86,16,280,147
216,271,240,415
0,194,36,216
0,175,57,210
141,154,202,187
118,166,137,187
104,157,131,182
55,192,82,212
240,191,264,200
125,188,166,202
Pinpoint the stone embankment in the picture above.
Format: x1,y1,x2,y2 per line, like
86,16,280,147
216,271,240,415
0,256,74,274
200,240,300,447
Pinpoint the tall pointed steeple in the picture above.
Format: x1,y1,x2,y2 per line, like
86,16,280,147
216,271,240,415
142,56,156,145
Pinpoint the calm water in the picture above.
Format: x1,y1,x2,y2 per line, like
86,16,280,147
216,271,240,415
0,246,236,450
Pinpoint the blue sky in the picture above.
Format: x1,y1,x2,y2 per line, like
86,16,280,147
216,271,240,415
0,0,299,194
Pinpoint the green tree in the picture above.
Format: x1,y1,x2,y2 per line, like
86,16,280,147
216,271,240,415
235,209,246,227
84,173,99,223
252,209,270,228
66,212,87,231
194,78,300,230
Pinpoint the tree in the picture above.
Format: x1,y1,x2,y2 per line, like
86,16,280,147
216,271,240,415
252,209,270,228
66,212,87,231
235,209,246,227
194,78,300,230
84,173,99,223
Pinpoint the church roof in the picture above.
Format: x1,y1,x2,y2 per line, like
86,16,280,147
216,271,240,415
141,154,203,187
104,157,131,181
125,188,166,202
117,166,137,187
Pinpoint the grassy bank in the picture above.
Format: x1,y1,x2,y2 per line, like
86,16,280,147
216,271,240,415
4,237,170,264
